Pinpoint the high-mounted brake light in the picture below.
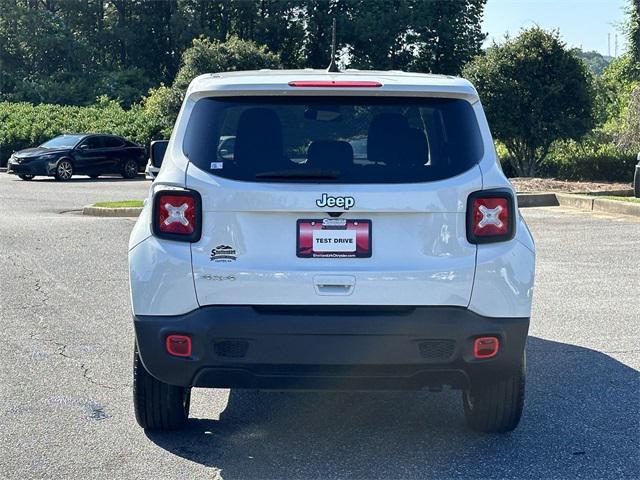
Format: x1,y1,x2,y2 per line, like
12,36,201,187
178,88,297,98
466,190,515,244
152,190,202,242
288,80,382,88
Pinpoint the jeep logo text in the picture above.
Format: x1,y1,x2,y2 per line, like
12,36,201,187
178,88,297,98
316,193,355,210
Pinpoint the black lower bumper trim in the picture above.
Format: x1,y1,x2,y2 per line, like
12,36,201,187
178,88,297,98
7,160,50,176
134,306,529,390
192,365,470,390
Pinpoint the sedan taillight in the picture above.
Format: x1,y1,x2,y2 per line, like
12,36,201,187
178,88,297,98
152,190,202,242
466,190,515,244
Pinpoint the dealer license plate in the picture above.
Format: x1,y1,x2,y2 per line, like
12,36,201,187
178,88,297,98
297,219,372,258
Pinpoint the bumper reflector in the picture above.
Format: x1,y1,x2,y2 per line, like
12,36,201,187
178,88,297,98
166,335,192,357
473,336,499,359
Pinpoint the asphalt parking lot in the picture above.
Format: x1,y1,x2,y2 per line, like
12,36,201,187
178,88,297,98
0,173,638,479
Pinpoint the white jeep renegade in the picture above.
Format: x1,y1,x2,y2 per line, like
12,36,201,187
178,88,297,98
129,70,535,433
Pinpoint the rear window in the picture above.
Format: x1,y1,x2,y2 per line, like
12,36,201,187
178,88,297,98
183,96,484,183
103,136,124,148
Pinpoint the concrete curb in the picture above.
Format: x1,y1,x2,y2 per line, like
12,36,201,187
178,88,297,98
556,193,640,217
82,205,143,217
576,188,634,197
592,197,640,216
555,193,595,211
517,192,559,208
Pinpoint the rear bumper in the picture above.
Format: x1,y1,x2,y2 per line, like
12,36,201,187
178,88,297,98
135,306,529,390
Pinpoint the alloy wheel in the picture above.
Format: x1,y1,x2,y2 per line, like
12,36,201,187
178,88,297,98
124,160,138,178
57,161,73,180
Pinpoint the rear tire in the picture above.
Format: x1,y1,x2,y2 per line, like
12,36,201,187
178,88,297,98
634,169,640,198
122,159,139,179
18,174,34,181
462,354,525,433
133,346,191,431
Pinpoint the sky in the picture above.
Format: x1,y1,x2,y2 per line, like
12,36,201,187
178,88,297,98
482,0,628,57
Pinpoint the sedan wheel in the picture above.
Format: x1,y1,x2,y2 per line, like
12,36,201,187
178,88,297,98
55,160,74,181
122,159,139,179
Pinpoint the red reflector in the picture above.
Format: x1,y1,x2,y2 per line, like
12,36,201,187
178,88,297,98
288,80,382,88
157,193,196,235
472,197,510,237
474,337,499,359
166,335,192,357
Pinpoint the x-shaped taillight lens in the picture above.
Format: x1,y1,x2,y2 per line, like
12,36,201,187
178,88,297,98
152,190,202,242
467,192,515,244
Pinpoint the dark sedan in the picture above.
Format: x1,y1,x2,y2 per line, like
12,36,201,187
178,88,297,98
6,134,145,181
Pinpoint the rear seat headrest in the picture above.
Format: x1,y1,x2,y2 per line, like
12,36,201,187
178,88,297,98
234,108,283,165
367,113,410,164
307,140,354,168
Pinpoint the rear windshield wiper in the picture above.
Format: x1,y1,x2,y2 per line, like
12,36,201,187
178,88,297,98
255,169,340,180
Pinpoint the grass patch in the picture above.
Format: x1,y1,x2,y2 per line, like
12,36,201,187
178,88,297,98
93,200,143,208
599,196,640,204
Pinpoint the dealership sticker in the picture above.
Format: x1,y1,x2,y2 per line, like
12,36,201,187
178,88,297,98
210,245,237,262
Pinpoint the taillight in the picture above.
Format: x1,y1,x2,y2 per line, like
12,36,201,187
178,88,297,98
152,189,202,242
466,190,515,244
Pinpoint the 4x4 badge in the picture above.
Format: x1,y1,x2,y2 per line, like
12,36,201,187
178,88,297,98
316,193,355,210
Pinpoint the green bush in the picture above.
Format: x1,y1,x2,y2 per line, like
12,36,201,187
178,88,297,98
0,97,165,165
543,136,636,183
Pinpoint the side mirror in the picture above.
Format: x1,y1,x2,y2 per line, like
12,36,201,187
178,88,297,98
150,140,169,168
78,144,89,151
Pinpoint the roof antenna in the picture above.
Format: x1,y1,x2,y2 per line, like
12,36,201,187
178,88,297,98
326,18,340,73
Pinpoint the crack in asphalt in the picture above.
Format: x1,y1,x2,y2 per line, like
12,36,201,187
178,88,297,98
80,364,118,390
29,332,70,358
29,332,130,390
80,364,131,391
33,278,50,306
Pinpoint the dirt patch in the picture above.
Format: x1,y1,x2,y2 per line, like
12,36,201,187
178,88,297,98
510,177,632,193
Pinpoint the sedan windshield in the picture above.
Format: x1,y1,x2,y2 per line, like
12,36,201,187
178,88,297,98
40,135,85,149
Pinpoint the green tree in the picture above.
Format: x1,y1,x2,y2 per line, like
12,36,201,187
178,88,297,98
0,0,488,106
146,35,281,136
342,0,486,74
173,36,280,90
464,28,594,177
611,0,640,150
627,0,640,70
